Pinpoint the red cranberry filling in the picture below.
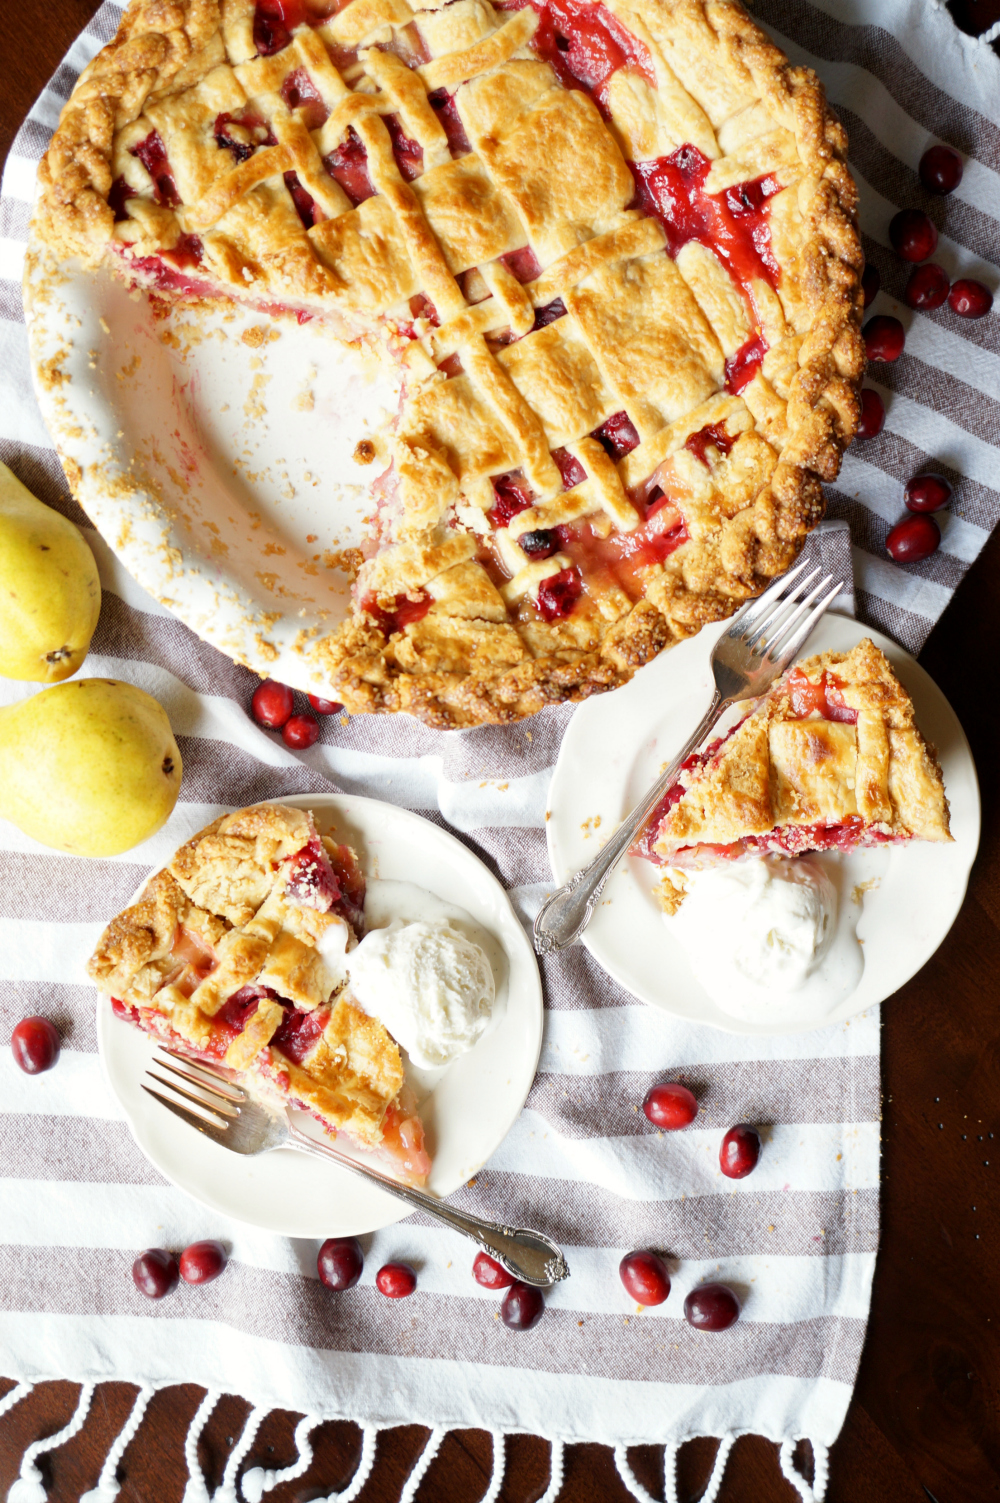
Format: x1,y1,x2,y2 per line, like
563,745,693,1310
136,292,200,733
427,89,472,156
385,114,424,180
536,565,583,620
216,983,278,1034
500,246,543,283
785,667,857,723
502,0,654,111
489,472,534,527
215,111,277,162
253,0,308,55
283,835,343,910
531,296,567,331
131,131,180,208
724,332,766,395
593,410,640,460
684,422,737,467
519,527,559,558
270,1002,330,1065
109,176,137,222
324,127,376,205
284,171,318,228
281,68,329,129
552,447,586,489
362,589,433,635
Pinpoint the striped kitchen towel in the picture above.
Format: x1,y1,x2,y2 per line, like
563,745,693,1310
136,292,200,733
0,0,996,1500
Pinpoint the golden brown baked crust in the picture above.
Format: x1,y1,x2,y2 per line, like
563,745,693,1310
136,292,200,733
648,638,951,908
36,0,864,728
86,800,408,1150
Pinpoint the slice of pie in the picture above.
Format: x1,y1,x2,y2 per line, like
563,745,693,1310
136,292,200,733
633,638,952,912
33,0,864,727
87,801,431,1182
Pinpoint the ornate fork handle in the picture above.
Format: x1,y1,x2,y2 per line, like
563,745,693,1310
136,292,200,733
533,692,725,955
287,1120,568,1287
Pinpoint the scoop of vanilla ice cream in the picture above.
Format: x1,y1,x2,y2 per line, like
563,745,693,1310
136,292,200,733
346,919,495,1068
671,856,837,996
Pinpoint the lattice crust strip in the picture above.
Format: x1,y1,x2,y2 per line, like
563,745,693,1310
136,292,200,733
35,0,865,728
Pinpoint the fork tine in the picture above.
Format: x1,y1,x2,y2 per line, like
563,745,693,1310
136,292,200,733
141,1084,231,1144
155,1053,244,1105
160,1047,247,1101
722,558,813,640
759,572,835,660
744,566,823,651
769,580,843,671
147,1068,239,1120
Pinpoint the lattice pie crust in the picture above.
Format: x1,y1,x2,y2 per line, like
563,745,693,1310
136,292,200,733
635,638,952,912
87,801,429,1175
36,0,865,726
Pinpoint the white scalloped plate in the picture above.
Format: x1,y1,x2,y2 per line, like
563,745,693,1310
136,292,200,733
96,794,543,1236
546,614,980,1035
24,239,398,698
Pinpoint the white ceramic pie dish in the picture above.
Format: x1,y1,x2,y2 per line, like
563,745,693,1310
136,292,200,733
545,614,980,1036
24,240,399,700
96,793,543,1237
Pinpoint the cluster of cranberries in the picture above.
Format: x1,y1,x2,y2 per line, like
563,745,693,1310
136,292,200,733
133,1240,228,1298
318,1236,418,1300
610,1082,760,1331
250,677,343,749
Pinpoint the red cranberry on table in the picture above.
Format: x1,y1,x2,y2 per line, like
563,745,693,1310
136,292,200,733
861,263,880,308
905,474,951,513
251,678,293,729
619,1250,671,1306
11,1016,60,1075
684,1282,740,1332
318,1236,364,1291
376,1262,417,1298
863,316,905,363
642,1081,698,1130
719,1124,761,1180
904,264,949,311
886,514,941,563
948,279,993,319
473,1251,515,1290
179,1239,227,1285
282,713,319,750
308,694,343,715
501,1281,544,1329
919,144,963,195
889,208,938,263
855,389,885,441
132,1248,179,1300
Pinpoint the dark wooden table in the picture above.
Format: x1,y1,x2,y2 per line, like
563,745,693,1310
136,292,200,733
3,3,1000,1498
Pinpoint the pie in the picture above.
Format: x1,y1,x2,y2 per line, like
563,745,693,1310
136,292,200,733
633,637,952,911
87,800,431,1181
34,0,864,727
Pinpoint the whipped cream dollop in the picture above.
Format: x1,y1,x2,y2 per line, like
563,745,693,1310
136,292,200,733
346,918,495,1068
667,855,863,1023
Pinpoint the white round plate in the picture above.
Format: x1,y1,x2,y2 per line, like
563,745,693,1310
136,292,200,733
24,242,399,700
96,794,543,1236
546,614,980,1035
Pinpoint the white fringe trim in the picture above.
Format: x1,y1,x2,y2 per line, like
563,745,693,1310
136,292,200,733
80,1385,154,1503
398,1427,446,1503
321,1424,379,1503
242,1414,319,1501
8,1382,95,1503
779,1438,829,1502
181,1389,221,1503
979,16,1000,44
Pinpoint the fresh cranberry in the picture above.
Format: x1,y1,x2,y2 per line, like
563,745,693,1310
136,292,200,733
376,1262,417,1298
856,388,885,440
251,679,293,728
132,1248,179,1300
684,1282,740,1331
904,264,949,310
473,1252,515,1290
179,1240,227,1285
861,263,880,308
11,1016,60,1074
619,1250,671,1306
308,695,343,715
919,144,963,195
282,713,319,749
948,279,993,319
889,208,938,263
863,316,905,363
501,1282,544,1329
886,514,940,563
642,1081,698,1130
905,474,951,513
719,1124,761,1179
318,1236,363,1291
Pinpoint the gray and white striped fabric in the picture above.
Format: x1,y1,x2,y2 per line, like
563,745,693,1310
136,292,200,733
0,0,995,1498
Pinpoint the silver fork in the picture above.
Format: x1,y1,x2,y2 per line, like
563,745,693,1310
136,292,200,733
143,1048,569,1288
532,561,844,955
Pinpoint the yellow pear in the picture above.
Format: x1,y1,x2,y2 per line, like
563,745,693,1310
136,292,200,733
0,679,182,856
0,462,101,681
